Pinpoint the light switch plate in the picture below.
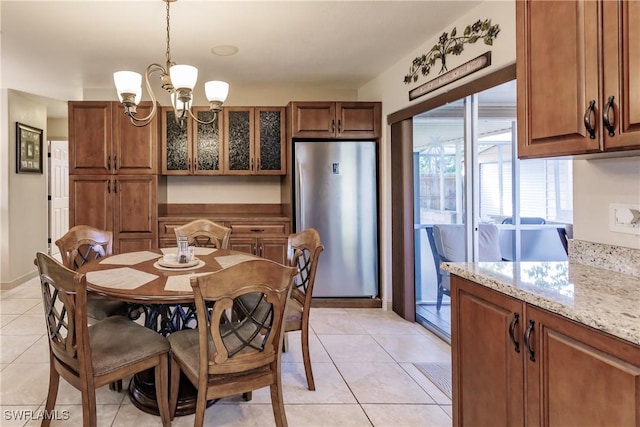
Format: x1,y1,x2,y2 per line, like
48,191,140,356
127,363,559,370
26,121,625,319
609,203,640,235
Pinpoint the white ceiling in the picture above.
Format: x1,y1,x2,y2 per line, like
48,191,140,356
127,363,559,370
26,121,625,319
1,0,480,118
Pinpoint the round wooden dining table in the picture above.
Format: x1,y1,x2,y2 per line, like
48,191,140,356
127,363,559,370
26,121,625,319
78,247,262,417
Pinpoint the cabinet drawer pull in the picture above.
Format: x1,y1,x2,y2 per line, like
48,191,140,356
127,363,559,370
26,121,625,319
583,100,597,140
524,319,535,362
250,228,265,233
508,313,520,353
603,95,616,137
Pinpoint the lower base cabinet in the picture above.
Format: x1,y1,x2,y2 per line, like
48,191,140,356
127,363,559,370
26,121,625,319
158,218,289,265
451,275,640,427
227,222,289,264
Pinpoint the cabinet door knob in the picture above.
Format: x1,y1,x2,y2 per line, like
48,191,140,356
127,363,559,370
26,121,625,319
337,119,342,133
508,313,520,353
107,180,111,194
114,155,117,170
524,319,536,362
583,100,597,140
331,119,335,133
603,95,616,137
107,155,111,170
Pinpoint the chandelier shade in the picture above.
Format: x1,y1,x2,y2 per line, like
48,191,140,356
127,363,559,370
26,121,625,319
113,0,229,127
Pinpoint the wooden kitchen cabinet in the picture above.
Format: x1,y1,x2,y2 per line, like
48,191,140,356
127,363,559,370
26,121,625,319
227,221,289,264
516,0,640,158
69,101,158,174
451,276,525,426
223,107,286,175
525,305,640,427
289,101,381,139
69,175,158,252
161,106,225,175
69,100,159,252
451,275,640,427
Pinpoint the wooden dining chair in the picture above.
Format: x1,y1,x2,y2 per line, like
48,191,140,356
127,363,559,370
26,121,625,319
34,252,171,427
168,259,297,427
55,225,129,322
173,219,231,249
283,228,324,391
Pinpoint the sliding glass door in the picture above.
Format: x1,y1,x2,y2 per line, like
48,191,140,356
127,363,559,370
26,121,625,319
414,80,573,341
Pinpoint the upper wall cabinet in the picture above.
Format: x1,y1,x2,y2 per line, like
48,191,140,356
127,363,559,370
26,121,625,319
161,106,225,175
223,107,286,175
289,102,381,139
69,101,158,175
516,0,640,159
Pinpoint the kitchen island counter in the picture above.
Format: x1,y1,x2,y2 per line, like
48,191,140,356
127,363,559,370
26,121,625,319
443,260,640,346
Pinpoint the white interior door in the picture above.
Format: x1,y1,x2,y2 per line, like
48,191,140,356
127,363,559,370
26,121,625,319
49,140,69,256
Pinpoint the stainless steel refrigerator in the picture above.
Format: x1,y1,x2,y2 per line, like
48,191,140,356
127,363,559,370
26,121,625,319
293,140,378,298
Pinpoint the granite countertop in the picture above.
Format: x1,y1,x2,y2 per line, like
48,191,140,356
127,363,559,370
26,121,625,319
443,261,640,346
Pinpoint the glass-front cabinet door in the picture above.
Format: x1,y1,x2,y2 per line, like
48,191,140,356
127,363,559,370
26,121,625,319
256,107,285,174
224,108,253,174
162,107,190,175
223,107,286,175
162,107,224,175
192,107,223,175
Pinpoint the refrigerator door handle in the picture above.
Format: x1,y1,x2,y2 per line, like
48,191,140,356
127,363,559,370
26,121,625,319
295,161,305,230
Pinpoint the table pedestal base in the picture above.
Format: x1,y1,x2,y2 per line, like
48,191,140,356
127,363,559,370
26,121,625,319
128,369,215,417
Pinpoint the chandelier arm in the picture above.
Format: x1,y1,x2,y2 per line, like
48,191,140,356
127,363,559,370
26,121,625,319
188,109,218,125
125,63,167,126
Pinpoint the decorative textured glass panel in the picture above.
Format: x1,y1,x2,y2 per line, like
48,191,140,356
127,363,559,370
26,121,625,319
259,111,282,171
228,111,251,171
196,111,220,172
165,111,188,171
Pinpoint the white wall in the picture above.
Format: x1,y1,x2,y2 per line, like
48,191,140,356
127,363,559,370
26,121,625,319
0,90,8,284
358,0,517,307
573,158,640,249
1,90,48,286
47,118,68,140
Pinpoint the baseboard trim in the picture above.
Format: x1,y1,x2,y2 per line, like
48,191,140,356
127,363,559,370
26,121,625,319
1,270,38,291
311,298,383,308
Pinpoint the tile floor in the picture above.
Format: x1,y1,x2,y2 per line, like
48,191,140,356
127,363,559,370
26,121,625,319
0,277,453,426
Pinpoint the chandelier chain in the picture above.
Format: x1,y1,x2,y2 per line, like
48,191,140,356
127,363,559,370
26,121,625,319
165,0,172,66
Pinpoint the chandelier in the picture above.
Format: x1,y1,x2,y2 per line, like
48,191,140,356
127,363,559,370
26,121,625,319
113,0,229,127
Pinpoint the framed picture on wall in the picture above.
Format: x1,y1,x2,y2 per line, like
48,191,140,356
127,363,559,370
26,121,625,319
16,122,43,174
